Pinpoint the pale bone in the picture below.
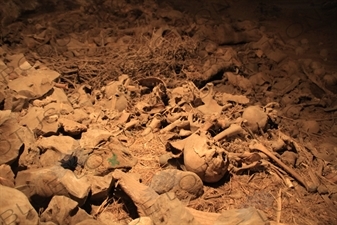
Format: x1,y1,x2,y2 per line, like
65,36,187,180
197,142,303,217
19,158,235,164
165,106,187,123
141,114,162,136
179,129,192,137
124,119,140,130
188,112,204,129
112,169,220,224
160,117,189,134
197,83,223,115
184,132,229,183
230,161,262,174
214,123,245,141
168,81,199,106
167,116,217,154
112,169,159,216
249,141,316,192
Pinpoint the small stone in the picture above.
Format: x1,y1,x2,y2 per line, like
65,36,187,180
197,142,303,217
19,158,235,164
39,149,62,167
0,185,39,225
302,120,320,134
68,109,90,123
87,173,114,202
40,196,92,224
19,107,59,136
7,61,60,99
323,74,337,86
80,128,112,149
0,164,15,187
37,135,81,155
15,166,90,207
59,118,87,136
271,139,286,152
255,49,264,58
317,185,329,194
281,151,298,167
76,219,106,225
0,118,26,165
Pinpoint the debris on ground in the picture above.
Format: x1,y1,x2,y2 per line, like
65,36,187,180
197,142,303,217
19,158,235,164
1,0,337,224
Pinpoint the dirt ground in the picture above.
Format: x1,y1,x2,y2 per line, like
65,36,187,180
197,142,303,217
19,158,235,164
1,0,337,224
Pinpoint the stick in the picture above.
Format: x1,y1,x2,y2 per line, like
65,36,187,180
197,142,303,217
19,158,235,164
249,141,316,192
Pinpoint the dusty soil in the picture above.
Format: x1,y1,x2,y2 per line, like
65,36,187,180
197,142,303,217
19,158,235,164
1,0,337,224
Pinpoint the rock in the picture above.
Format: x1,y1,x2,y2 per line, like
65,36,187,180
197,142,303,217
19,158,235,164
16,128,39,168
301,120,320,134
0,164,15,187
271,138,286,152
323,74,337,86
7,64,60,99
67,109,90,123
317,185,329,195
39,222,57,225
0,185,39,225
0,60,9,84
149,192,199,225
59,118,87,136
129,217,153,225
0,117,26,165
4,92,29,112
107,93,129,112
39,149,62,167
87,173,114,202
75,219,106,225
265,49,287,63
0,89,5,104
40,195,92,225
19,107,59,136
15,166,90,207
280,151,298,167
85,142,137,175
80,128,112,149
0,110,11,125
104,75,129,99
104,75,131,112
98,211,128,225
73,85,94,108
44,102,74,116
50,87,73,105
37,135,81,155
150,169,204,200
52,168,90,205
6,53,33,73
330,192,337,202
